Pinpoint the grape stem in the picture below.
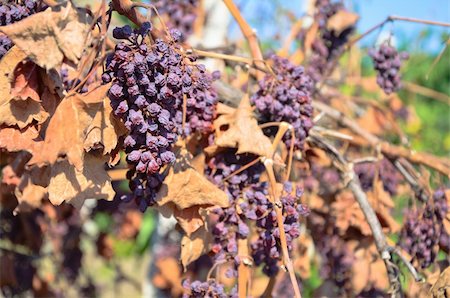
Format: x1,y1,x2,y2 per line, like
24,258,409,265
312,100,450,177
317,15,450,90
192,48,270,74
263,158,302,298
222,0,265,79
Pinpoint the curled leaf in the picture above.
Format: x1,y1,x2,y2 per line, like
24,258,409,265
28,85,109,170
84,96,128,155
213,95,273,157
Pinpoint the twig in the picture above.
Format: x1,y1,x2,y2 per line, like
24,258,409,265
263,159,302,298
237,238,251,298
308,133,403,297
312,101,450,177
402,81,450,105
222,0,265,78
388,247,423,282
111,0,147,26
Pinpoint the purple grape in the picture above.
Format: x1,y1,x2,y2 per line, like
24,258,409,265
398,188,448,269
154,0,199,42
103,23,219,210
368,44,409,94
251,55,313,151
304,0,356,84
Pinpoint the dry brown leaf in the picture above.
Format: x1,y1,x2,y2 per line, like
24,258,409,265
0,125,43,154
327,10,359,36
429,266,450,298
357,107,391,136
214,95,273,157
47,153,114,209
156,148,229,210
332,190,372,236
0,47,50,128
0,46,27,95
28,85,108,170
367,178,400,233
15,166,50,212
180,225,210,270
173,205,206,236
84,95,127,155
0,2,92,70
10,60,39,102
0,98,49,128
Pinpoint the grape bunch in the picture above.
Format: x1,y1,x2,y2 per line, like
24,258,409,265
0,0,39,59
250,182,309,276
251,55,314,151
206,150,264,266
398,189,448,269
182,279,233,298
103,22,219,210
368,44,409,94
354,158,400,195
153,0,198,42
306,0,356,84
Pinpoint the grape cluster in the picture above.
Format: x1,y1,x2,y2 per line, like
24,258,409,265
0,0,39,59
398,189,448,269
368,44,409,94
354,158,400,195
207,150,264,265
250,182,309,276
251,55,314,151
306,0,356,84
182,279,233,298
103,23,219,210
153,0,198,42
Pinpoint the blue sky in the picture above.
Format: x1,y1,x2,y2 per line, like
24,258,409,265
232,0,450,53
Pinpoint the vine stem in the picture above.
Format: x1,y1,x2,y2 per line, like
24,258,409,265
263,159,302,298
237,238,251,298
312,100,450,177
222,0,265,79
308,133,403,297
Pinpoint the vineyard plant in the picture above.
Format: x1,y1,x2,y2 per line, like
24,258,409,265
1,0,450,297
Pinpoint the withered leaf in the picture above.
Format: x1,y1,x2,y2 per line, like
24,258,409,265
0,125,43,154
429,266,450,298
0,47,49,128
156,148,229,210
15,166,50,212
367,178,400,233
84,94,127,155
327,10,359,36
0,2,92,70
47,153,114,209
214,95,273,157
28,85,108,170
173,205,206,236
10,60,40,102
180,225,211,270
332,190,372,236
